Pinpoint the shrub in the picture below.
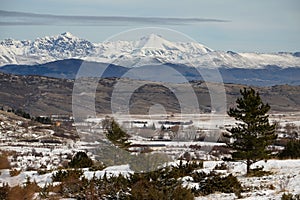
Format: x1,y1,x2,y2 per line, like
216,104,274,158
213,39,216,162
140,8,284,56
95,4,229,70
246,166,273,177
34,116,52,124
192,172,242,197
52,169,83,182
282,193,300,200
68,152,93,168
129,170,194,200
0,184,9,200
214,162,228,170
88,161,106,171
14,109,31,119
9,169,21,177
279,140,300,159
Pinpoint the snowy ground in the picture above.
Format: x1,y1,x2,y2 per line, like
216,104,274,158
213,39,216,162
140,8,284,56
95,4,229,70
1,111,300,199
194,160,300,200
1,159,299,199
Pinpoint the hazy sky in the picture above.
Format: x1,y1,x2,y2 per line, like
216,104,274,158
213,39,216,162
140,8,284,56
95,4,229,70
1,0,299,52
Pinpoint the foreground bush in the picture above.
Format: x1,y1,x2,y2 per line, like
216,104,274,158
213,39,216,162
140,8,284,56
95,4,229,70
1,160,242,199
0,181,40,200
282,193,300,200
192,171,242,197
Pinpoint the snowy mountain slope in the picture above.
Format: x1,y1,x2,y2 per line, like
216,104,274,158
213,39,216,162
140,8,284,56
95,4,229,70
0,32,299,68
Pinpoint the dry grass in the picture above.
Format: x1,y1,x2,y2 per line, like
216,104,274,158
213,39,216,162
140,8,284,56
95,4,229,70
7,182,40,200
0,151,11,169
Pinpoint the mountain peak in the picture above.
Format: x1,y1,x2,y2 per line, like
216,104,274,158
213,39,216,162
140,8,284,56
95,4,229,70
0,33,299,69
137,34,183,51
60,32,76,39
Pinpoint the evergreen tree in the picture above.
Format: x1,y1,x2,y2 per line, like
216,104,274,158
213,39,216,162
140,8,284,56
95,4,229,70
102,117,130,148
69,151,93,168
279,140,300,159
226,88,277,174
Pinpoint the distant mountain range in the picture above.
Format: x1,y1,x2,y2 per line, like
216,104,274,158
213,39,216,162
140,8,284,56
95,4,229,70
0,32,299,86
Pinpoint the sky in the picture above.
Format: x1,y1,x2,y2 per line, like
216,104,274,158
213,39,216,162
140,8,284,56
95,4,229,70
0,0,299,52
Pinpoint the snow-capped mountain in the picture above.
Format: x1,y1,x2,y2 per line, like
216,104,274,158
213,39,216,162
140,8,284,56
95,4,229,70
0,32,299,68
0,32,95,65
0,32,300,68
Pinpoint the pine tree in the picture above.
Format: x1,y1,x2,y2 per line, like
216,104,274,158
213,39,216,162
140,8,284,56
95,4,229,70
102,117,130,148
226,88,277,174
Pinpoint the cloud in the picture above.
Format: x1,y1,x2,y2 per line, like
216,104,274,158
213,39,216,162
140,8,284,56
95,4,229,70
0,10,229,26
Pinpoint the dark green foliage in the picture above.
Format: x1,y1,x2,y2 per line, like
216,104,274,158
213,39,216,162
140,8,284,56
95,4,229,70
166,160,203,179
192,171,242,197
130,176,194,200
279,140,300,159
50,162,197,199
51,169,85,198
68,151,93,168
282,193,300,200
214,162,228,170
129,165,195,200
34,116,52,124
0,183,9,200
246,166,273,177
14,109,31,119
226,88,277,174
171,186,195,200
52,169,83,182
102,117,131,148
88,161,106,171
2,160,243,199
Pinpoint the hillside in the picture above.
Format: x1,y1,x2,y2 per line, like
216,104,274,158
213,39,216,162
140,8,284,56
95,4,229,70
0,72,300,116
1,59,300,86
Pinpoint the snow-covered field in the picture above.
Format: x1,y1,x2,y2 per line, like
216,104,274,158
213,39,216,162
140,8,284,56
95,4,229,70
1,111,299,199
1,159,299,199
195,160,300,200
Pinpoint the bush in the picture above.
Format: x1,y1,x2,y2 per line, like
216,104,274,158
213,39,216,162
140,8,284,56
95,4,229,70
282,193,300,200
129,170,194,200
52,169,83,182
0,184,9,200
68,152,93,168
192,172,242,197
214,162,228,170
279,140,300,159
246,167,273,177
88,161,106,171
34,116,52,124
51,169,85,198
14,109,31,119
167,160,203,179
9,169,21,177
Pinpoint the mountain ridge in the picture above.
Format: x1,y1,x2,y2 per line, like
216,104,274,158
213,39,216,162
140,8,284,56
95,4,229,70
0,71,299,116
1,59,300,86
0,32,299,69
